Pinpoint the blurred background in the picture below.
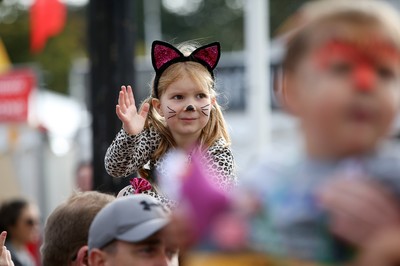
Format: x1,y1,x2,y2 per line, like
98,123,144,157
1,0,400,222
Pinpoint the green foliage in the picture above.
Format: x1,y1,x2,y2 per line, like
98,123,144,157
0,7,86,94
134,0,310,51
0,0,310,94
270,0,310,37
160,0,244,51
0,11,31,64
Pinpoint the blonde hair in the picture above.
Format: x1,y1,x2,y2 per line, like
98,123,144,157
280,0,400,71
139,42,230,179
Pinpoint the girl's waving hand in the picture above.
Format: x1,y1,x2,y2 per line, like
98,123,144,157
116,85,149,135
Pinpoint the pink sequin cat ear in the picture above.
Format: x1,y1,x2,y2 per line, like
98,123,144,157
152,41,184,72
191,42,221,71
151,40,221,98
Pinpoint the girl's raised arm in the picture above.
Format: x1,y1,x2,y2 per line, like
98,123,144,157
116,85,149,136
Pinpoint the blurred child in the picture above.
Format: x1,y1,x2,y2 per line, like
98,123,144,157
242,0,400,264
105,40,236,207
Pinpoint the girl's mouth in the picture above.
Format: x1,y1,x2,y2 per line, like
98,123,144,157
348,107,374,123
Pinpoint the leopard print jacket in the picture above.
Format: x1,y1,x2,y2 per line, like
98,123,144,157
105,127,237,207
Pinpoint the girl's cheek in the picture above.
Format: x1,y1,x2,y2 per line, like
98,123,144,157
165,102,180,111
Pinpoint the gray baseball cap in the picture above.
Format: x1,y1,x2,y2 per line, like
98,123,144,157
88,194,170,251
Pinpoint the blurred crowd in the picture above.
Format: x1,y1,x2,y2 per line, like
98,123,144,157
2,0,400,265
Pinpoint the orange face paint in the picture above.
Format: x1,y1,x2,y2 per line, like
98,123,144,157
354,62,375,91
314,39,400,91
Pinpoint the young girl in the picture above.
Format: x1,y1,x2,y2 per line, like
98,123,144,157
240,0,400,264
105,40,236,206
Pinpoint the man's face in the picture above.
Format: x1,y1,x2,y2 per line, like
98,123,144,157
97,230,179,266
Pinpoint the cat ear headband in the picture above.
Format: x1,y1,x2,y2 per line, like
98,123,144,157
151,40,221,98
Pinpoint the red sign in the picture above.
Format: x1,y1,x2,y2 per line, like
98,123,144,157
0,69,36,122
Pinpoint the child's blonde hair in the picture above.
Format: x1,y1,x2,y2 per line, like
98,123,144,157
280,0,400,71
139,42,230,178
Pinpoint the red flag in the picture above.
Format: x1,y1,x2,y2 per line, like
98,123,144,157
30,0,66,53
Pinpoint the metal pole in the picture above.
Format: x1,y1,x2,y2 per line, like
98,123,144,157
88,0,136,193
245,0,270,154
144,0,162,54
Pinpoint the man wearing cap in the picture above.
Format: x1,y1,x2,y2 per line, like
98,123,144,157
88,194,179,266
41,191,115,266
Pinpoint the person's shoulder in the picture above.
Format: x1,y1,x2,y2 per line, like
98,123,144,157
365,140,400,197
367,140,400,167
209,137,229,148
148,125,162,136
206,138,233,155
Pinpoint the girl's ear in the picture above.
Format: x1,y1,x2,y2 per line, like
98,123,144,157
279,71,301,116
151,98,164,117
211,96,216,106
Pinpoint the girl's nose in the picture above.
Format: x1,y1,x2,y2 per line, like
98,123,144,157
185,105,195,112
353,63,376,92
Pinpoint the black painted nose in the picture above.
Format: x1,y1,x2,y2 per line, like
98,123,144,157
185,105,195,111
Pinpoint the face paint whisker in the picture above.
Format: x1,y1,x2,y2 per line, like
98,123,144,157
201,104,210,109
168,114,177,119
167,106,176,113
201,111,209,116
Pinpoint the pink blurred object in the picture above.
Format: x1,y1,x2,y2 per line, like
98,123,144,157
180,152,231,242
210,212,249,251
130,177,152,194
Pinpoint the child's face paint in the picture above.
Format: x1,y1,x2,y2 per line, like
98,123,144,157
185,105,195,112
200,104,210,117
314,40,400,92
157,73,213,146
288,38,400,157
167,106,177,119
